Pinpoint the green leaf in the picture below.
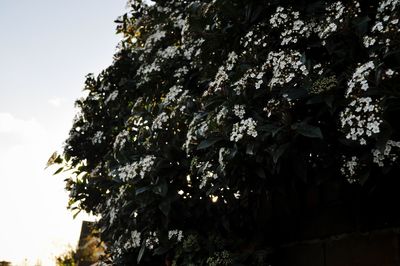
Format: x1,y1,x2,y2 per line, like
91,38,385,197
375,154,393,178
136,186,152,196
153,178,168,197
273,143,290,164
159,200,171,217
53,167,64,175
352,16,371,36
197,137,223,150
137,243,146,264
293,122,323,139
254,166,266,179
154,246,170,255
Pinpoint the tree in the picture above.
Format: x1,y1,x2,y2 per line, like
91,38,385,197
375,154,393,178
51,0,400,264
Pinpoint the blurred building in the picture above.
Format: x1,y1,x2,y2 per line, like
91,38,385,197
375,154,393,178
75,221,106,266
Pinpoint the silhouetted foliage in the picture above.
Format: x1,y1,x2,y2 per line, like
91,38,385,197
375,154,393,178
51,0,400,264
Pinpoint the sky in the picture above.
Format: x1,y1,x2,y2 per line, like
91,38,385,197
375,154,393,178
0,1,127,265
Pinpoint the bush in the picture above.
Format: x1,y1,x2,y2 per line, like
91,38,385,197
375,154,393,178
51,0,400,264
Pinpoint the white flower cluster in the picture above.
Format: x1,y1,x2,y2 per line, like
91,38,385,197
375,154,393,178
263,99,281,117
363,36,377,48
157,45,180,60
240,24,268,51
340,97,382,145
183,38,205,61
363,0,399,50
144,29,166,49
216,106,228,125
206,67,228,95
197,161,218,189
152,112,169,131
345,61,375,97
341,156,360,182
372,140,400,167
204,51,238,96
113,129,130,152
226,52,238,71
118,155,156,181
373,0,400,35
92,130,104,145
173,66,189,82
218,147,229,174
183,114,207,154
232,67,264,95
105,90,118,105
124,230,142,249
145,232,159,250
314,1,360,44
164,85,183,106
137,61,161,83
230,118,258,142
266,50,309,88
233,105,246,119
168,230,183,242
270,7,310,45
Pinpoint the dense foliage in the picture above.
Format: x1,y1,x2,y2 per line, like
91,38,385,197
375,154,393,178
52,0,400,264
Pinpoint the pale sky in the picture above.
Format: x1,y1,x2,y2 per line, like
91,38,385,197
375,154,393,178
0,1,127,265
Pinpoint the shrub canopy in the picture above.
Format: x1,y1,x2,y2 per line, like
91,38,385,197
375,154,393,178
52,0,400,264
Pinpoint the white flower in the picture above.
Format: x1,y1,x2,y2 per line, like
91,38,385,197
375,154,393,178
152,112,169,130
372,140,400,167
230,118,258,142
131,230,141,248
92,131,103,145
341,156,359,182
118,155,156,181
340,97,382,145
345,61,375,97
266,50,309,87
105,90,118,104
168,230,183,242
233,105,246,119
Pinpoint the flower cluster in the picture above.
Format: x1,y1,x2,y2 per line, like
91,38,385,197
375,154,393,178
363,0,399,50
270,7,310,45
118,155,156,181
216,106,228,125
265,50,309,88
240,24,268,52
372,140,400,167
230,118,258,142
163,85,184,106
168,230,184,242
233,105,246,119
152,112,169,131
340,97,382,145
340,156,360,182
345,61,375,97
124,230,142,249
314,1,360,43
92,130,103,145
113,129,130,152
232,67,264,94
197,161,218,189
105,90,118,104
204,52,238,96
145,232,159,250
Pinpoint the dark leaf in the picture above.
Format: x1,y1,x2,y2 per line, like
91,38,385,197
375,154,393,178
136,186,152,196
53,167,64,175
159,200,171,217
137,243,146,264
197,137,223,150
273,143,290,164
293,122,323,139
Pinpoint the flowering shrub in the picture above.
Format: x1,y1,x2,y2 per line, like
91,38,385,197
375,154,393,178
52,0,400,264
